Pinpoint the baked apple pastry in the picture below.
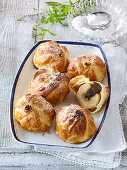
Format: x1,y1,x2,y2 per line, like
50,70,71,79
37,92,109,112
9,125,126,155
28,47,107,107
15,94,55,132
55,104,97,144
29,69,69,106
33,41,69,72
67,55,106,82
69,75,109,113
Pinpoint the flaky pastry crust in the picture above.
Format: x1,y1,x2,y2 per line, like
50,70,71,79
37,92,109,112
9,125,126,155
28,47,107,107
29,69,69,106
15,94,55,132
55,104,97,144
33,41,69,72
67,55,106,82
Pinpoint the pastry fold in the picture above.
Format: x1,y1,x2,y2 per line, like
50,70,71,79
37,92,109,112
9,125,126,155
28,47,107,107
33,41,69,72
67,55,106,82
55,104,97,144
29,69,69,106
15,94,55,132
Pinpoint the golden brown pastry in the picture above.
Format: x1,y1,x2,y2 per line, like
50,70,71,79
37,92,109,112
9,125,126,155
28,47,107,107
69,75,109,113
67,55,106,82
29,69,69,106
55,104,97,144
15,94,55,132
33,41,69,72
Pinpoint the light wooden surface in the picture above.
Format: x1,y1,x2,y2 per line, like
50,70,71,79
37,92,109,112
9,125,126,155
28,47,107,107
0,0,127,169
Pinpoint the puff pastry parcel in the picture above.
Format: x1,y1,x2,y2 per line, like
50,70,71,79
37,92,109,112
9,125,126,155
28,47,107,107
69,75,109,113
15,94,55,132
33,41,69,72
29,69,69,106
55,104,97,144
67,55,106,82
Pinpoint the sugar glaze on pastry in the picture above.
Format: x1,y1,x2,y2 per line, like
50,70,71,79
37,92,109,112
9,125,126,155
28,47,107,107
29,69,69,106
67,55,106,82
55,104,97,144
69,75,109,113
15,94,55,132
33,41,69,72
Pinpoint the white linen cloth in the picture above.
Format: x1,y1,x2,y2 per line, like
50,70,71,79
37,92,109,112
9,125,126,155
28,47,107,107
34,44,127,169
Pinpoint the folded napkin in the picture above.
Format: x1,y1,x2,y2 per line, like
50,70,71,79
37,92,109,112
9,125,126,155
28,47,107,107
34,44,127,169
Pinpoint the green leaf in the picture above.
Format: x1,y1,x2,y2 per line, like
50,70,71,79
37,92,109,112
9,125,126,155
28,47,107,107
32,23,40,30
48,30,56,36
39,27,48,32
33,8,37,10
43,19,49,24
62,7,71,13
32,32,34,39
59,21,68,26
41,16,45,23
48,9,55,24
41,32,46,40
69,0,73,6
46,2,60,6
16,17,23,21
55,17,65,22
46,2,69,8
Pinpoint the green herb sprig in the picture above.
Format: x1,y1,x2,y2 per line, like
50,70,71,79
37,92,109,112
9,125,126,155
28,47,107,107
17,0,99,40
32,1,78,40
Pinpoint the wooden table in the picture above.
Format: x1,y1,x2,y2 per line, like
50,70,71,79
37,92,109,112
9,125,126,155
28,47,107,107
0,0,127,169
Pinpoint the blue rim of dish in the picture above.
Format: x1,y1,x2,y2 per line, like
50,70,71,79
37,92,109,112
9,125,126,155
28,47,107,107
10,40,111,149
